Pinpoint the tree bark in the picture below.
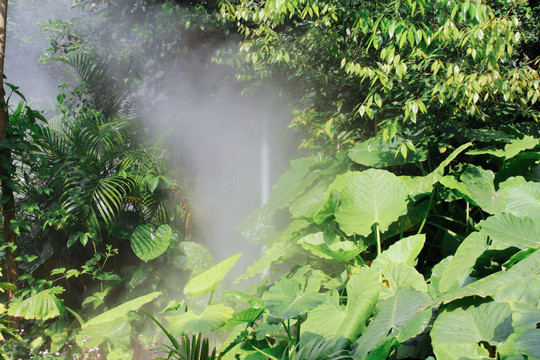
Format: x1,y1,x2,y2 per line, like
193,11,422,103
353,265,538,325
0,0,18,305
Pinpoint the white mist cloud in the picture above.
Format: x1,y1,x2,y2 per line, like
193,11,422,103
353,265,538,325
5,0,78,112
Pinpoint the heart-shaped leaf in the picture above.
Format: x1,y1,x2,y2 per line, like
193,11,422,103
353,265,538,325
263,277,326,320
130,224,172,261
333,169,409,236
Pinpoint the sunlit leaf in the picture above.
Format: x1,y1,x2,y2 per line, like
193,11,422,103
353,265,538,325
8,287,65,320
440,166,504,214
439,232,488,293
431,301,513,360
184,253,242,298
511,302,540,359
437,249,540,308
298,232,364,263
302,268,380,343
480,214,540,249
166,304,234,335
262,277,325,320
353,289,431,360
372,234,425,271
333,169,409,236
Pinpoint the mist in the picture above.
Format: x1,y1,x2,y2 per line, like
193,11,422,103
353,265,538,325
5,1,300,284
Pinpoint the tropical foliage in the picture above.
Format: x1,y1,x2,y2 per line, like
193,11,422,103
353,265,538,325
1,0,539,359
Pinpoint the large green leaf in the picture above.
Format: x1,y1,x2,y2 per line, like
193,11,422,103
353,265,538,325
439,232,488,293
467,135,539,160
511,302,540,360
8,287,65,320
130,224,172,262
431,301,513,360
77,292,160,347
479,214,540,250
352,289,431,360
440,166,504,214
401,142,472,197
428,256,455,296
381,263,427,293
166,304,234,335
501,181,540,223
372,234,425,271
289,180,329,218
333,169,410,236
236,220,308,283
172,241,214,272
348,137,427,168
81,292,160,328
437,249,540,308
298,232,364,263
78,316,131,349
262,277,326,320
184,253,242,298
302,268,381,343
266,156,327,212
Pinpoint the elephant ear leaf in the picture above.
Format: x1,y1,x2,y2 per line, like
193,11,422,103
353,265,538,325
8,287,65,320
510,302,540,359
333,169,409,236
298,232,365,263
353,289,431,360
77,292,160,348
184,253,242,298
479,213,540,250
166,304,234,335
130,224,172,261
262,277,326,320
372,234,425,271
431,301,513,360
302,267,381,345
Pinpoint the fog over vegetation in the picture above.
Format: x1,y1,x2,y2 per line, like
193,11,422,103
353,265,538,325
0,1,539,359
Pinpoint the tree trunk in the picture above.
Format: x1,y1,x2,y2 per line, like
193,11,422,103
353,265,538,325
0,0,18,310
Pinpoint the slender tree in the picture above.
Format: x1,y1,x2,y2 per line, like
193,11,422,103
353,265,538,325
0,0,18,304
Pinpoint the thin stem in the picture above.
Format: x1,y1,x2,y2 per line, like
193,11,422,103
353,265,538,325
430,214,475,231
425,220,460,238
374,223,381,256
295,316,301,345
417,191,435,235
282,320,293,343
208,289,215,305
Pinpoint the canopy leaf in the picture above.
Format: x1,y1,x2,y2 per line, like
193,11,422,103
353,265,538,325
348,137,427,168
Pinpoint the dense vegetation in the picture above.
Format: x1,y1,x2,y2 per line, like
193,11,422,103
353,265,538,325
1,0,539,359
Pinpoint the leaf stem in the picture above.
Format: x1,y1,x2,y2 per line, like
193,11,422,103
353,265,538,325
417,190,435,234
208,289,215,306
375,223,381,256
